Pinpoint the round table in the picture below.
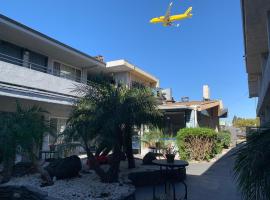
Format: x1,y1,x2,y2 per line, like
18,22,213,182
152,160,189,168
152,159,189,200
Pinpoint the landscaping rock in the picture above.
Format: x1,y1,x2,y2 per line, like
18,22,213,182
45,155,82,180
142,152,156,165
0,185,48,200
4,173,135,200
13,162,36,177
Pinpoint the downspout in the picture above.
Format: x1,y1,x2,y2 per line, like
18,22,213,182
194,106,198,127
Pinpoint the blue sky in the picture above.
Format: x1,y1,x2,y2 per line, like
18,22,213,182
0,0,257,121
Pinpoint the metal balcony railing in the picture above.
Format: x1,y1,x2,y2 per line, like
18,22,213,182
0,52,82,83
0,52,49,73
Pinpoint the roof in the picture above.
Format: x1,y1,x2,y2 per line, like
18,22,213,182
0,14,106,68
106,60,159,85
159,100,228,118
161,100,221,111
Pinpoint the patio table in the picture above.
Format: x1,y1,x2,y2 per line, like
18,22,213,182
152,159,189,200
40,150,59,162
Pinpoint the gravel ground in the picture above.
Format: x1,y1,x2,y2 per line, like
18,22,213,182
4,172,135,200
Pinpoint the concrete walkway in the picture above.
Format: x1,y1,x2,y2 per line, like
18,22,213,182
135,148,241,200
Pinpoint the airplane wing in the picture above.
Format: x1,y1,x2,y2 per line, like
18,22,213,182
164,2,173,21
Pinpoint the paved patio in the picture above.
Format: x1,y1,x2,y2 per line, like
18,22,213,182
135,148,241,200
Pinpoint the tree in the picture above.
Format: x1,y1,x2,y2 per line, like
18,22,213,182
234,128,270,200
232,116,260,130
0,103,53,184
63,76,163,182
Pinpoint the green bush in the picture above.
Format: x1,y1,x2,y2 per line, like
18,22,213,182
217,131,231,149
141,129,164,148
176,128,218,161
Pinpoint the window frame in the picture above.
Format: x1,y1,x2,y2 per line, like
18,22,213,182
52,59,82,82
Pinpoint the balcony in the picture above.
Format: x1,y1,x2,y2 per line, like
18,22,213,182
0,52,85,83
0,53,85,104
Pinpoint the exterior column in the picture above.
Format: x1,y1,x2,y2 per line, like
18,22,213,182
81,68,88,84
194,107,198,127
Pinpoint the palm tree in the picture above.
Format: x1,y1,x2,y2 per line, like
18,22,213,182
234,128,270,200
0,103,53,184
120,84,164,168
63,75,163,182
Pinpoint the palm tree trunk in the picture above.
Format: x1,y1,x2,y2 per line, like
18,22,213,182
125,134,135,168
106,144,121,182
31,144,53,186
104,128,122,182
1,152,15,183
85,147,108,182
32,156,53,185
124,125,135,169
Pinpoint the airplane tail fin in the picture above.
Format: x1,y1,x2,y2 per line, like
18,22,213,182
184,7,193,17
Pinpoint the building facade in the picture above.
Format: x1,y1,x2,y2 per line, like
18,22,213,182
0,14,105,151
106,60,159,88
159,100,228,135
241,0,270,125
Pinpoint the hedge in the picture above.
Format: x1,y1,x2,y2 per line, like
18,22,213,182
217,131,231,149
176,128,219,161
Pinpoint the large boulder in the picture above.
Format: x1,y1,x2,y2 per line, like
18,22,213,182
45,155,82,180
142,152,156,165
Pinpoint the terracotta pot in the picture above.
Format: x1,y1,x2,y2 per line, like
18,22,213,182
166,154,175,163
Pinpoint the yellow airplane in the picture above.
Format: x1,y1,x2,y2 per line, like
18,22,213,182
150,2,193,27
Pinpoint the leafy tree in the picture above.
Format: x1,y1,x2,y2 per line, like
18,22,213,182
0,103,53,184
63,75,163,182
234,128,270,200
232,116,260,130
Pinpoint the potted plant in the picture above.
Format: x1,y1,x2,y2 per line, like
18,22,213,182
163,145,177,163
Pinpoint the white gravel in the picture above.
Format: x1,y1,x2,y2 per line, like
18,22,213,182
4,172,135,200
2,158,161,200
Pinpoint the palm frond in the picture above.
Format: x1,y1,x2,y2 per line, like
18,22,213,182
234,128,270,200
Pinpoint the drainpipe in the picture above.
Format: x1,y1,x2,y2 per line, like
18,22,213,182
192,105,198,128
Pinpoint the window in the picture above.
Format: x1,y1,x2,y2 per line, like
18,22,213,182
53,61,61,76
29,51,48,72
0,40,49,73
53,61,81,82
0,40,23,65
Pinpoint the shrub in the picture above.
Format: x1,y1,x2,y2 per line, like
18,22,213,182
176,128,218,161
141,129,163,148
234,128,270,200
217,131,231,149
